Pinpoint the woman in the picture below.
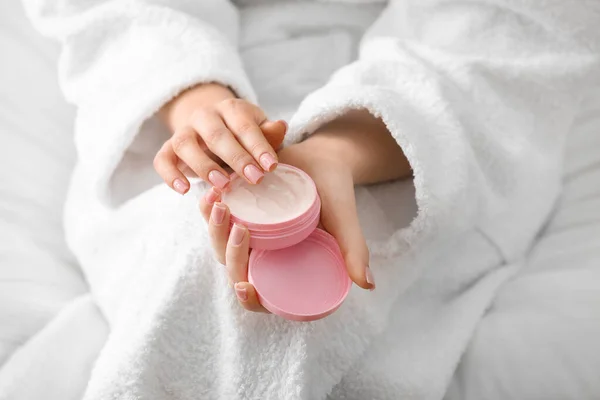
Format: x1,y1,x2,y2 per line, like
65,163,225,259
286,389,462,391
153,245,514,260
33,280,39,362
22,0,599,398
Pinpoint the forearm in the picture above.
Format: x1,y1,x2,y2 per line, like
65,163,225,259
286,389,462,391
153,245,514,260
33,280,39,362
283,110,412,185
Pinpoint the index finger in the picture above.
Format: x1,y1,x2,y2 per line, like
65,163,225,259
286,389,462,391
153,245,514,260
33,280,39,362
219,101,279,172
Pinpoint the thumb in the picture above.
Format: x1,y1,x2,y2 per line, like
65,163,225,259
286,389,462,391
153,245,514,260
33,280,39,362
319,181,374,291
260,120,287,151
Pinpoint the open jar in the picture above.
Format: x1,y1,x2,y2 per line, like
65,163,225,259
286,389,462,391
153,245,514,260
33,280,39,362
221,164,351,321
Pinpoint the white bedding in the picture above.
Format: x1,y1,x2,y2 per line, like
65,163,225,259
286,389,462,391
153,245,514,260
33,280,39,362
445,92,600,399
0,1,106,394
0,0,91,368
0,1,599,399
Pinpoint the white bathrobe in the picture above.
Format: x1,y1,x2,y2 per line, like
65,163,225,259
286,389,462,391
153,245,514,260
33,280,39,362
17,0,600,399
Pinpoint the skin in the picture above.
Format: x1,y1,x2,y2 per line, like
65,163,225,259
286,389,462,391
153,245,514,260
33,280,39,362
157,83,411,313
155,83,287,193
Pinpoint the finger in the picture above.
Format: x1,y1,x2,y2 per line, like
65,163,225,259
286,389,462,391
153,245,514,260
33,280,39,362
177,159,196,177
191,107,265,185
204,120,286,169
260,120,287,151
225,223,250,284
208,202,230,265
320,182,374,290
153,140,190,195
199,187,221,222
171,125,231,189
234,282,270,313
219,100,278,172
204,120,286,170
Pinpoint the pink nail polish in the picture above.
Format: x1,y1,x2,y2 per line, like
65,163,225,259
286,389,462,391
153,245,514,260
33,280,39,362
230,224,246,246
211,203,226,225
173,179,188,195
208,170,229,189
235,284,248,302
204,187,219,205
259,153,278,172
243,164,264,184
365,266,376,290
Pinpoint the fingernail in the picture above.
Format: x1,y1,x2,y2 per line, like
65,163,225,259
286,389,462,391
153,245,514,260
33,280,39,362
211,203,226,225
243,164,264,184
230,223,246,246
208,170,229,189
173,179,188,195
365,266,376,290
235,284,248,302
204,187,219,205
259,153,278,172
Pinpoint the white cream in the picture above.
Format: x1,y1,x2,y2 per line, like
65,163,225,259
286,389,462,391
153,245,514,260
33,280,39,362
222,165,315,224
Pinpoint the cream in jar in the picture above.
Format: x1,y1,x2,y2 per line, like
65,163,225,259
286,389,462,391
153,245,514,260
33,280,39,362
222,165,315,225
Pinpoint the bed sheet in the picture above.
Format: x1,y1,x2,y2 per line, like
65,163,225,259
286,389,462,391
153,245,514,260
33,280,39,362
0,0,87,367
446,92,600,400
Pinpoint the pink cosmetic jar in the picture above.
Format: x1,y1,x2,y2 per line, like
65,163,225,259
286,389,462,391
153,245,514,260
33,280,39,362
222,164,351,321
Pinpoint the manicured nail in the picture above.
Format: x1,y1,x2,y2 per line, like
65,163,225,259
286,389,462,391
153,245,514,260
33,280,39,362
235,284,248,302
208,170,229,189
365,266,376,290
211,203,226,225
243,164,264,184
230,223,246,246
259,153,278,172
204,187,219,205
173,179,188,195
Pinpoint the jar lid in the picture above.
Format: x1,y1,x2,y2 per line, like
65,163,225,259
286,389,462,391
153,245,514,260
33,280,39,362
248,229,351,321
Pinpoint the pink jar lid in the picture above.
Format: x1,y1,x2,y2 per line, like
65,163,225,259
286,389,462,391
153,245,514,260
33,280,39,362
248,229,352,321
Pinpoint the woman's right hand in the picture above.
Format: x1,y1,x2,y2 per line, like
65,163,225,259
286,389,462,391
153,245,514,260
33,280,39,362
154,83,287,195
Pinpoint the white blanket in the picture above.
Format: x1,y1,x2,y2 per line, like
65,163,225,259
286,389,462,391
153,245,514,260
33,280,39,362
13,0,600,399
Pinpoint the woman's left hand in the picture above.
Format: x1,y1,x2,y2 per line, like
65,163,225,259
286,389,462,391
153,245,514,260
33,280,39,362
199,141,375,313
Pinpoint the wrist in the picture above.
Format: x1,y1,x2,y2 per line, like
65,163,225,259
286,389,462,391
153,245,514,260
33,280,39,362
158,83,236,133
293,110,411,185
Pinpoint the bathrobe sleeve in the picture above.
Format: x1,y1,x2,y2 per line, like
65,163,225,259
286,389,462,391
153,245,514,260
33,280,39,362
21,0,254,107
287,0,600,261
21,0,257,196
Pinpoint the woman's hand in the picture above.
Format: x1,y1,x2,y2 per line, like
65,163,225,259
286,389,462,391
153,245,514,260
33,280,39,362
199,109,411,313
154,83,287,195
198,143,376,313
